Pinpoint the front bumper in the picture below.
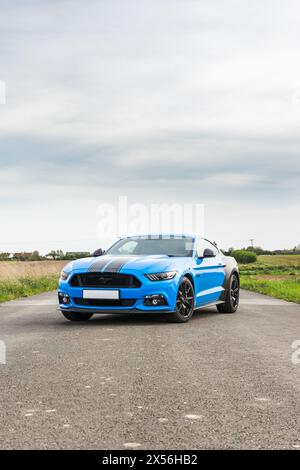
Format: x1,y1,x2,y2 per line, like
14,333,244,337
58,269,179,314
58,306,175,315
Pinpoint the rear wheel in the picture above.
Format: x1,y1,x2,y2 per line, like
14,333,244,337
217,274,239,313
170,277,195,323
61,311,94,321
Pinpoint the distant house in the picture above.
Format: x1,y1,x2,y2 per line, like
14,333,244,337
12,251,41,261
13,252,33,261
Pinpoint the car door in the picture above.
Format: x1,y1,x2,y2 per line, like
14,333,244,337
192,239,226,306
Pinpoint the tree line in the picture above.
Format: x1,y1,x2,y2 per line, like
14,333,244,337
223,245,300,264
0,245,299,263
0,250,91,261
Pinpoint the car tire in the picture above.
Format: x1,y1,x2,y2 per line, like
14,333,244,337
61,311,94,321
170,277,195,323
217,273,239,314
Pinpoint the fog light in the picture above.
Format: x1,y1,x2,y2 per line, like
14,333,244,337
58,293,70,305
144,295,167,307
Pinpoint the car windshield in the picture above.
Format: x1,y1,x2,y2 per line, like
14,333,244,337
106,236,195,257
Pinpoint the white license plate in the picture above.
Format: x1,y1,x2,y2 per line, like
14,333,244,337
83,290,119,300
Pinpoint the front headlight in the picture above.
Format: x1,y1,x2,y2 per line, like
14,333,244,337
60,271,70,281
145,271,177,281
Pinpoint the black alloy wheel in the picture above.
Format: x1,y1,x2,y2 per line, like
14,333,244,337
171,277,195,323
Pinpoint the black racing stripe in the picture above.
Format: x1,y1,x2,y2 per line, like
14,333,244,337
103,257,132,273
88,256,112,272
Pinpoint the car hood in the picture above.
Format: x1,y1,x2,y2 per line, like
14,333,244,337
63,255,189,274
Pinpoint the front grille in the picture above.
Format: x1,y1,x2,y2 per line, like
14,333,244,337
69,272,141,288
74,298,136,307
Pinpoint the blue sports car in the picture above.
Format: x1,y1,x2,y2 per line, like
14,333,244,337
58,234,239,323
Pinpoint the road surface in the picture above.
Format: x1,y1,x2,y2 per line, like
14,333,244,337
1,289,300,450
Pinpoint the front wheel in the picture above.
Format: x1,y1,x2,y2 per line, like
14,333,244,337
61,311,94,321
170,277,195,323
217,274,239,314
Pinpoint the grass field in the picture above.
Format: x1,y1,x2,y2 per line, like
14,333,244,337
0,261,66,302
240,254,300,304
0,275,60,303
257,254,300,267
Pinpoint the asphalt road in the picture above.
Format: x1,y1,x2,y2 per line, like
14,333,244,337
1,289,300,450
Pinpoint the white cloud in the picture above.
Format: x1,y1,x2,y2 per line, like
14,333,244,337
0,0,300,251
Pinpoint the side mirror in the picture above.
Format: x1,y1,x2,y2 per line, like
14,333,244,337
203,248,215,258
92,248,104,257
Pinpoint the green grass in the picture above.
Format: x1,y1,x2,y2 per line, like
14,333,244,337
0,275,59,303
238,254,300,303
240,275,300,304
240,265,300,275
239,255,300,276
257,254,300,266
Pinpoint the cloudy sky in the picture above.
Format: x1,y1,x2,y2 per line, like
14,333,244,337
0,0,300,253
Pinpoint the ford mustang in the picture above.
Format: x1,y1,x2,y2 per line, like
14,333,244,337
58,234,239,323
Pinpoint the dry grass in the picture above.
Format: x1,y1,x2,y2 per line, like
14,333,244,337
0,261,67,281
258,254,300,266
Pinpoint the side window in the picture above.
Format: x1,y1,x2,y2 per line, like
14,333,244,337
196,239,219,257
204,239,219,256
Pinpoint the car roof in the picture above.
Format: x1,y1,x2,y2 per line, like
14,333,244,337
121,233,197,239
